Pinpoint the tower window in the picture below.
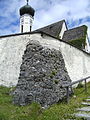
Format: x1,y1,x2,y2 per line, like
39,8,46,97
30,26,32,32
21,19,24,24
21,25,23,33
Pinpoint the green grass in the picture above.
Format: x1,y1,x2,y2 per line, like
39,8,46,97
0,82,90,120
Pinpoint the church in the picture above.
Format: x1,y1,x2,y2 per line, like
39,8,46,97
0,0,90,107
19,0,90,53
0,0,90,86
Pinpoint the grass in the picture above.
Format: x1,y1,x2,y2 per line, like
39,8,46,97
0,82,90,120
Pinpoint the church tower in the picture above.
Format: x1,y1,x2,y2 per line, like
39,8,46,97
19,0,35,33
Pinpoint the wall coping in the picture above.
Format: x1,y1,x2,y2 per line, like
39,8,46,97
0,31,90,56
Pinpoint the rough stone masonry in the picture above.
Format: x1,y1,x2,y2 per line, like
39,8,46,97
13,40,71,107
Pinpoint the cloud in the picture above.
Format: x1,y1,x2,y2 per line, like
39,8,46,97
32,0,90,38
0,0,90,38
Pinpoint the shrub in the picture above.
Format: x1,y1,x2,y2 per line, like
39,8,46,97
76,82,84,88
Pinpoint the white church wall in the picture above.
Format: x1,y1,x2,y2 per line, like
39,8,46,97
0,33,90,87
30,33,90,82
0,35,30,86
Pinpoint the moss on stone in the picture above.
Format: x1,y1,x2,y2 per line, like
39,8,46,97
51,70,57,76
54,80,59,84
49,70,57,78
69,38,86,49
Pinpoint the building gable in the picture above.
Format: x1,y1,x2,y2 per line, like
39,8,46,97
34,20,67,39
62,25,88,50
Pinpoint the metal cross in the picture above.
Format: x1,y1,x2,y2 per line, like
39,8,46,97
26,0,29,5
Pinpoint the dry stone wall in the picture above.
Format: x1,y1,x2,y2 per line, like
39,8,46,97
13,40,71,107
0,33,90,87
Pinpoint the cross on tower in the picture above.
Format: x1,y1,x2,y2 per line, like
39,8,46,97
27,0,29,5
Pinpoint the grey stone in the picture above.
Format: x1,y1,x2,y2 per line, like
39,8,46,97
87,96,90,99
77,107,90,112
75,113,90,119
85,99,90,102
63,25,86,42
82,102,90,106
13,41,71,107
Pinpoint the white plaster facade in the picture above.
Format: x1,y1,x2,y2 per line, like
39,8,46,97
20,14,34,33
0,33,90,86
0,35,30,86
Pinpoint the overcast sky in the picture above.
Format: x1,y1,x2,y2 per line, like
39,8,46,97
0,0,90,38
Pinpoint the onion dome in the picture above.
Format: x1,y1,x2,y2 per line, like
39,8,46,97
19,1,35,17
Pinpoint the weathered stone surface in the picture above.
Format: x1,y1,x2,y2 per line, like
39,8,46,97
82,102,90,106
77,107,90,112
85,99,90,102
75,113,90,119
13,40,71,107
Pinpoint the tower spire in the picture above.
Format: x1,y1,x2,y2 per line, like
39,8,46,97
27,0,29,5
19,0,35,33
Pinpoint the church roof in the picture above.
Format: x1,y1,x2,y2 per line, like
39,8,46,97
35,20,67,38
62,25,87,42
0,27,89,55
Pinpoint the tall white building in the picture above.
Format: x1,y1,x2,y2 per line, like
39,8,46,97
19,0,35,33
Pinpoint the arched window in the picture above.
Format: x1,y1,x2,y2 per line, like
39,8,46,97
30,26,31,32
21,25,23,33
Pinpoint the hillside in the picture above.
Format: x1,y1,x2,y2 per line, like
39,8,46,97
0,82,90,120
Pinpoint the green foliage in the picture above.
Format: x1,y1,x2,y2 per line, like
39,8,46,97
0,82,90,120
51,70,57,76
69,37,86,49
49,74,53,78
49,70,57,78
54,80,59,84
76,82,84,88
0,114,8,120
69,25,88,49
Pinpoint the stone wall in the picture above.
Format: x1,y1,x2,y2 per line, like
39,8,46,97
0,32,90,87
13,40,71,107
30,33,90,82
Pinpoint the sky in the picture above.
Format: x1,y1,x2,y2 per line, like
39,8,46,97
0,0,90,38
